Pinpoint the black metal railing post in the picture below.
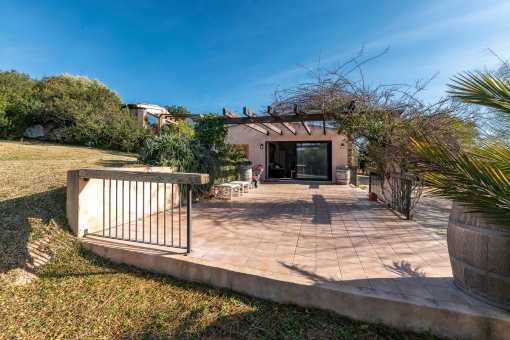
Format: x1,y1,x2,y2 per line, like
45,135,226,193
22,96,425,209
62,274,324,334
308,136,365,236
348,166,358,187
368,172,372,194
405,178,412,220
186,184,192,254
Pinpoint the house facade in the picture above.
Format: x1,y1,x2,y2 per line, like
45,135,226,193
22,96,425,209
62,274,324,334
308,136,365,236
226,123,350,182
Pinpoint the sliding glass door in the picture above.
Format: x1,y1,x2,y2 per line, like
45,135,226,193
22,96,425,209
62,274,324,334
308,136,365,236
295,142,331,180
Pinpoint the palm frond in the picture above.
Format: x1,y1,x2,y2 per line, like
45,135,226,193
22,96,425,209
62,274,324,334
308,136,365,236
447,70,510,115
411,137,510,228
468,139,510,174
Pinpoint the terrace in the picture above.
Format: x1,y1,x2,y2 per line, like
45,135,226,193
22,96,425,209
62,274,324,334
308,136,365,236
68,168,510,339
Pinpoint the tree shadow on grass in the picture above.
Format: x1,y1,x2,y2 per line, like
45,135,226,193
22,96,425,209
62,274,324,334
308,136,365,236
30,242,433,340
0,186,70,276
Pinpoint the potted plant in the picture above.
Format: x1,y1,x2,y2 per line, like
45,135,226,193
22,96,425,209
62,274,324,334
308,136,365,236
369,192,378,201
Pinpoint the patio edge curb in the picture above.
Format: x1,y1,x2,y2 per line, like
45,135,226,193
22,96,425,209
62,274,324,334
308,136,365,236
80,236,510,340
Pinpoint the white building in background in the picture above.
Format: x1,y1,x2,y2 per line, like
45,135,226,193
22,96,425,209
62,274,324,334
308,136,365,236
127,103,169,130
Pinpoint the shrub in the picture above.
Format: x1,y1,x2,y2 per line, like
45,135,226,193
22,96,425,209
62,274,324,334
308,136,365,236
0,70,148,151
161,120,195,138
36,74,147,151
139,123,252,199
216,143,252,182
0,70,41,139
139,134,218,199
194,113,228,150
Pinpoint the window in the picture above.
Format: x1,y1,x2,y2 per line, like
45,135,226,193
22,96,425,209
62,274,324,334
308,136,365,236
237,144,249,158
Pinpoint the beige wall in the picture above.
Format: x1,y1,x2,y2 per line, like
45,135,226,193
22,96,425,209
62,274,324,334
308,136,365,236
226,123,348,181
67,167,180,238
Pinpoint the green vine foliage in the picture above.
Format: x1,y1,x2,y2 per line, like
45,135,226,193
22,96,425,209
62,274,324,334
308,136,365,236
194,113,228,150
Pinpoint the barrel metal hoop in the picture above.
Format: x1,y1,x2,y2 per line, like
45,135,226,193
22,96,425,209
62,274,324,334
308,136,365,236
449,218,509,237
453,277,510,311
450,255,510,283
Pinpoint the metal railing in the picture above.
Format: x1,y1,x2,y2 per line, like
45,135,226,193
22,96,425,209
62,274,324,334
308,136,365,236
388,172,421,220
349,166,359,187
367,168,421,220
368,170,383,201
78,169,209,253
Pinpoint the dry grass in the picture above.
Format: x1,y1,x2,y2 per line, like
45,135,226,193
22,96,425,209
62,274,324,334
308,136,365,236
0,140,437,339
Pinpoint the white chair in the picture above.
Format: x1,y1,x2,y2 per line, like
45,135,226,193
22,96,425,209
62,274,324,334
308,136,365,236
230,181,250,195
214,183,241,200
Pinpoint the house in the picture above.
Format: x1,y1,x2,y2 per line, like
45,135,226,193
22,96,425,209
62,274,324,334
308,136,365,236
127,103,200,134
127,103,169,130
225,108,351,182
126,104,351,182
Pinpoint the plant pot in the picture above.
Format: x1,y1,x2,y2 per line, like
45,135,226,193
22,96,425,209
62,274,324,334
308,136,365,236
448,201,510,310
369,192,377,201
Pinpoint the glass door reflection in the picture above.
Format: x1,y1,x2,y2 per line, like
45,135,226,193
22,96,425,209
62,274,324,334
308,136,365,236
296,142,329,180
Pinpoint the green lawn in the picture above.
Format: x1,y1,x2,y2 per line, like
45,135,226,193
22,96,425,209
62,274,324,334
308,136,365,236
0,140,436,339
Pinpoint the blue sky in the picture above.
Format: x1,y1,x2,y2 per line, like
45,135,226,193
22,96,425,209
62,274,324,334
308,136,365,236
1,0,509,114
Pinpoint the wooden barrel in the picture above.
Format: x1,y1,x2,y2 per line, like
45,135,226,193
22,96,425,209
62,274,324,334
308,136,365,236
448,201,510,310
336,169,350,185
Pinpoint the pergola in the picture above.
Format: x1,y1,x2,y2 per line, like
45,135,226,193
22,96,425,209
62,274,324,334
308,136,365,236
154,106,332,136
221,106,329,135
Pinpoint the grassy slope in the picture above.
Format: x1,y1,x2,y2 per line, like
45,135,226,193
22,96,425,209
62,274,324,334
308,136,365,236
0,141,435,339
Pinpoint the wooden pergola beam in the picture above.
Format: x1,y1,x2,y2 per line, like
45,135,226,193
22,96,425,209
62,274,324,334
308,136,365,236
158,113,202,121
267,106,297,135
223,108,268,135
221,114,324,125
243,107,282,135
293,105,311,135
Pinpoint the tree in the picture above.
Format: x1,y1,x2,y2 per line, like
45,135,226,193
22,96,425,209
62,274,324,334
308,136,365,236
0,70,149,151
269,47,478,175
0,70,41,139
164,105,190,115
161,120,195,138
411,65,510,228
36,74,148,151
194,113,228,151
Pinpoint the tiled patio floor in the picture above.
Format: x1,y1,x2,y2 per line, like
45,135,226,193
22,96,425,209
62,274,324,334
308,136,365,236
92,182,496,309
192,182,496,308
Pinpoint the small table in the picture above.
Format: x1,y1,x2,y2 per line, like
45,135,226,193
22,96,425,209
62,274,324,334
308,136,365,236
289,170,295,179
230,181,250,194
214,183,241,200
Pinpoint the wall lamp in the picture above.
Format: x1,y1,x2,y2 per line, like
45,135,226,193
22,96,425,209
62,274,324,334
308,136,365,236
260,143,264,149
341,143,345,149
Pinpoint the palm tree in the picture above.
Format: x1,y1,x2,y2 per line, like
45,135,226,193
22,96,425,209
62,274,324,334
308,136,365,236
448,70,510,116
411,69,510,228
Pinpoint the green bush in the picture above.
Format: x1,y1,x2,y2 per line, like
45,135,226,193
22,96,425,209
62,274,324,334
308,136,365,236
139,116,252,199
0,70,148,151
139,134,218,198
36,74,147,151
194,113,228,150
216,143,252,182
161,120,195,138
0,70,41,139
